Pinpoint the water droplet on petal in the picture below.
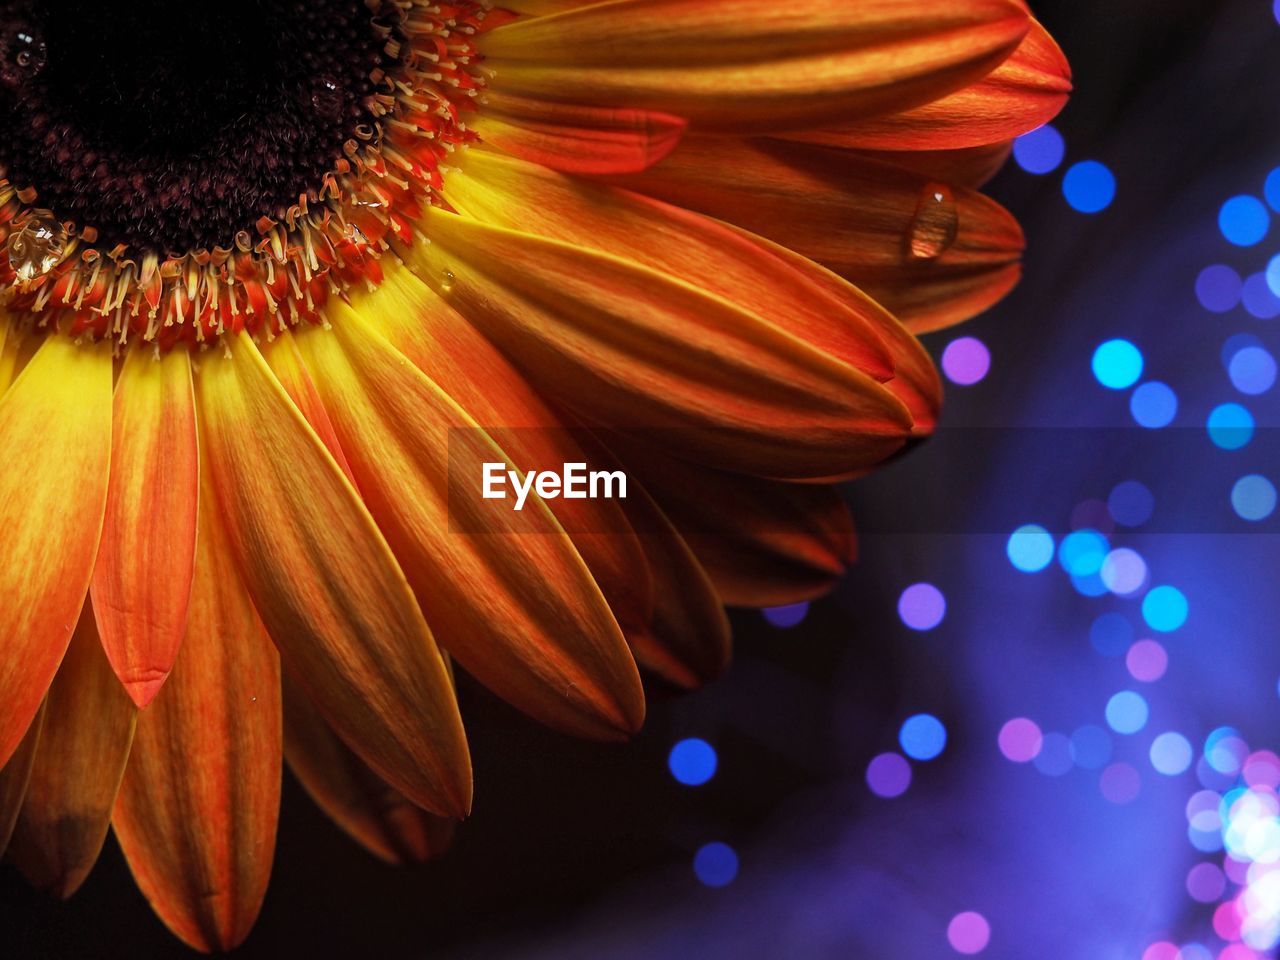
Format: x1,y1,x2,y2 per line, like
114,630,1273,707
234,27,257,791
308,76,345,122
8,210,67,283
0,24,46,86
440,270,455,292
907,183,958,260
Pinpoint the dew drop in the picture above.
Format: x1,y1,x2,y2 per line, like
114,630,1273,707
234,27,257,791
0,23,46,86
7,209,67,282
440,270,456,292
907,183,958,260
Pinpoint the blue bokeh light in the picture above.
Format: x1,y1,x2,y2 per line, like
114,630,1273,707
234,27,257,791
1070,725,1113,769
693,843,739,888
1219,195,1270,246
1106,691,1150,735
1207,403,1255,450
763,602,810,629
669,738,718,786
1007,524,1055,573
1063,160,1116,213
1221,333,1264,370
1108,481,1154,526
1149,732,1193,776
1268,253,1280,297
1013,124,1066,175
1232,474,1277,521
1092,339,1144,389
1195,264,1243,313
899,714,948,761
1228,346,1277,395
1129,381,1178,428
1242,271,1280,318
1058,529,1109,576
1143,585,1189,632
1268,166,1280,211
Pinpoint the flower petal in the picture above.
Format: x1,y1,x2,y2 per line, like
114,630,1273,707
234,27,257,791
855,141,1014,190
283,673,453,865
609,136,1024,333
91,348,199,708
783,19,1069,151
194,334,471,816
445,146,895,380
618,443,857,607
480,0,1029,132
8,603,136,899
293,308,645,740
331,267,659,674
400,208,913,479
472,92,686,174
112,474,281,953
0,705,44,856
0,336,112,768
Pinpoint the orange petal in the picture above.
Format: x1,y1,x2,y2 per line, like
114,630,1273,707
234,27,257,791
91,348,199,708
446,146,895,380
194,334,471,816
472,92,686,174
609,136,1024,333
480,0,1029,133
112,470,281,953
785,19,1070,151
283,673,453,865
855,141,1014,190
612,476,731,688
8,604,136,899
0,704,45,856
617,440,857,607
0,336,112,768
293,308,645,740
399,208,913,479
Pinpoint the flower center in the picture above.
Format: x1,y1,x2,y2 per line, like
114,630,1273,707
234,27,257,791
0,0,494,349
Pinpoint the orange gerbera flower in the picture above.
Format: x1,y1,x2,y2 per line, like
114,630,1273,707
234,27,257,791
0,0,1068,950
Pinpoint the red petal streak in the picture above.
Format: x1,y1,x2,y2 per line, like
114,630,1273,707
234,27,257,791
0,336,112,768
194,335,471,816
113,473,281,952
91,348,199,708
471,92,686,175
8,604,136,899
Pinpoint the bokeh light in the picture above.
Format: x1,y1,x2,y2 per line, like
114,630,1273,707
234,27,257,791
693,843,738,888
1267,166,1280,210
1063,160,1116,213
900,714,948,761
1228,347,1277,396
1070,725,1114,769
941,337,991,386
1207,403,1255,450
1059,529,1110,576
1101,548,1148,595
1151,732,1194,776
763,602,809,628
1090,612,1135,657
1127,639,1169,682
1219,195,1270,246
1196,265,1243,312
1092,339,1144,389
1143,585,1189,632
866,753,912,799
668,738,717,786
1109,480,1155,526
946,912,991,956
1034,732,1075,777
1130,382,1178,428
998,718,1043,763
1106,691,1150,734
1242,272,1280,319
898,583,946,631
1231,475,1277,522
1006,524,1055,573
1013,124,1065,174
1101,762,1142,805
1269,253,1280,296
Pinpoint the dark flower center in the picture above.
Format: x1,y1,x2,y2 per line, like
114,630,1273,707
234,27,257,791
0,0,393,254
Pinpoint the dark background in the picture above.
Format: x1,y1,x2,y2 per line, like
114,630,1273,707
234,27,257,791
4,1,1279,956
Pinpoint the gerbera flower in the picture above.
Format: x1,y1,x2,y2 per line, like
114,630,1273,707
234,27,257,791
0,0,1068,950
